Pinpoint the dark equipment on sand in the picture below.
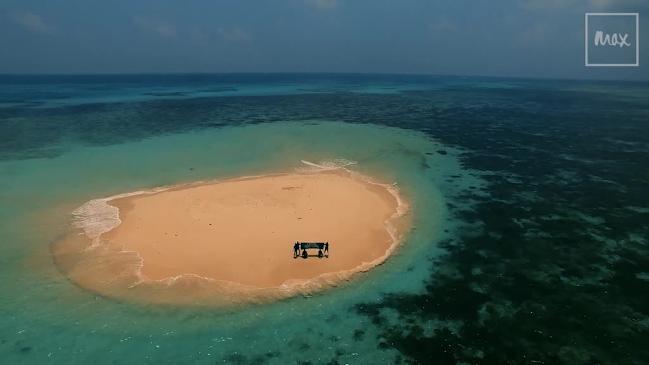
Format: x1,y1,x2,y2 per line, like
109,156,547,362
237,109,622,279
294,241,329,259
293,242,300,258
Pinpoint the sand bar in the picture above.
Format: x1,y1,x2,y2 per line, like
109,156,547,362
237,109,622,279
53,168,409,306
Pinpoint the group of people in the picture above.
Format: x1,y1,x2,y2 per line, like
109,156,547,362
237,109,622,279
293,241,329,259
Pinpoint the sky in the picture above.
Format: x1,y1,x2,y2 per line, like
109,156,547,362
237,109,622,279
0,0,647,80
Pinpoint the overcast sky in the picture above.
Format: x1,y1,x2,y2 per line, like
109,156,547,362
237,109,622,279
0,0,647,80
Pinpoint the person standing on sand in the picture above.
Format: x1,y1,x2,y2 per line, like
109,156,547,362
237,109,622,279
324,242,329,255
293,242,300,258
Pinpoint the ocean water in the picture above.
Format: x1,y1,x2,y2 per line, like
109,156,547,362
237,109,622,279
1,74,648,364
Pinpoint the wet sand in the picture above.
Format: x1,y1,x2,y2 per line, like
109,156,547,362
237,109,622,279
53,169,409,306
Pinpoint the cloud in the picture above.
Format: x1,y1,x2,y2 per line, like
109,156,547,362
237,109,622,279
305,0,338,10
217,26,252,42
11,11,51,34
520,0,583,12
133,16,177,37
430,20,458,33
589,0,647,9
517,22,552,44
521,0,646,11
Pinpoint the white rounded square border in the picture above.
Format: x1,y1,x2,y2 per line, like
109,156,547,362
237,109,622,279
585,12,639,67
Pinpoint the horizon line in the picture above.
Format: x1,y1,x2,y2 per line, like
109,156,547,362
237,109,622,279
0,71,647,84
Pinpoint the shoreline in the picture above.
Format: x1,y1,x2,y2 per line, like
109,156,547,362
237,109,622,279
54,161,411,306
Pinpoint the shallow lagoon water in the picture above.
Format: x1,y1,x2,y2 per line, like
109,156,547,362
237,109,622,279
1,117,479,364
1,74,649,364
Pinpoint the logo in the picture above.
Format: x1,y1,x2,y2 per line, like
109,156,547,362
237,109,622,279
585,13,639,67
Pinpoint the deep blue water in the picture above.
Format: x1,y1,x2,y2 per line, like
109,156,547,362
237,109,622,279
1,74,649,364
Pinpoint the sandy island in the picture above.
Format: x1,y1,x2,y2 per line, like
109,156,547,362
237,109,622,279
53,167,409,306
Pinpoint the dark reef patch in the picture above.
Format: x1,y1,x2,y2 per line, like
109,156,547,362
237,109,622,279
351,83,649,364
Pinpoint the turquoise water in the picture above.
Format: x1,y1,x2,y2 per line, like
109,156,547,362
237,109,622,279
2,74,649,364
0,119,480,364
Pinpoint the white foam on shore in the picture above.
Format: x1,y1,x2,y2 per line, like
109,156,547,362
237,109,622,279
71,188,169,248
299,158,357,171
